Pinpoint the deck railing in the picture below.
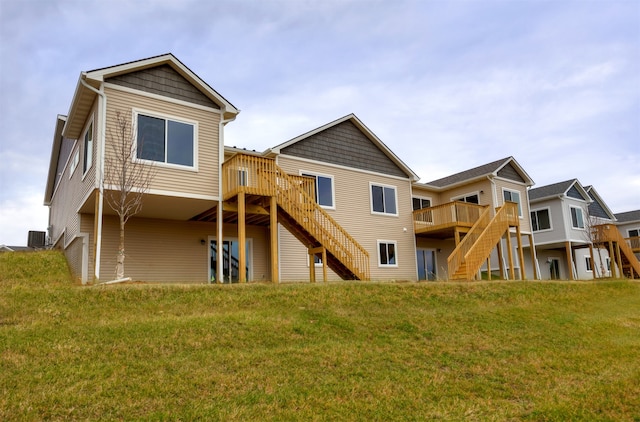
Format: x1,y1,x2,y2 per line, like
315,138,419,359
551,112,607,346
447,202,519,280
222,153,370,280
626,236,640,252
593,224,640,277
413,202,486,234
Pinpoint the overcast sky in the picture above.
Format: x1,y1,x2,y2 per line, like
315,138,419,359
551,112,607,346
0,0,638,246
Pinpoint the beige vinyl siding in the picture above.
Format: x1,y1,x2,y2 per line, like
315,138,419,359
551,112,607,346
65,236,84,283
48,99,100,247
442,179,493,207
97,216,269,282
277,155,416,281
104,86,220,198
494,178,532,232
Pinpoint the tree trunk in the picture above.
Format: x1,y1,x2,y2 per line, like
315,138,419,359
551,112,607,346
116,215,125,279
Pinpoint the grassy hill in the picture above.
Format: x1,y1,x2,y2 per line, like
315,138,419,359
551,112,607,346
1,251,639,420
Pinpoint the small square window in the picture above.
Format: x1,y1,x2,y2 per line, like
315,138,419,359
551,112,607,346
378,241,397,267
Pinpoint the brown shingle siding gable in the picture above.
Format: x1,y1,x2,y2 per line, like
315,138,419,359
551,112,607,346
106,64,219,109
281,120,408,178
497,162,525,183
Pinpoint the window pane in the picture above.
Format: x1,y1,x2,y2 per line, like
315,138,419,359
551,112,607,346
413,198,421,211
538,209,550,230
531,212,538,231
317,176,333,207
372,185,384,212
83,122,93,173
379,242,388,265
387,243,396,265
137,115,165,162
571,207,584,228
167,120,194,166
466,194,479,204
384,187,396,214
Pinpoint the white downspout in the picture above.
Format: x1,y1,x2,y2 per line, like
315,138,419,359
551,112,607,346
217,109,237,283
80,75,106,281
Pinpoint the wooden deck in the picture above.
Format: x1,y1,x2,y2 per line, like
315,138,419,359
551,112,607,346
593,224,640,279
220,153,370,282
413,202,486,239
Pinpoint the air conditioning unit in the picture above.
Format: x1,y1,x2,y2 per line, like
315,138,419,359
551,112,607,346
28,231,46,249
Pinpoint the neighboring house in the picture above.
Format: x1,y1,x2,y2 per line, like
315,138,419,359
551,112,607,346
527,179,617,280
411,157,537,281
45,54,544,284
612,209,640,277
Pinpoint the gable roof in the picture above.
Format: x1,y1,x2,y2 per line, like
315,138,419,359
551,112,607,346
63,53,239,139
267,114,419,181
614,209,640,223
583,185,616,221
528,179,591,202
421,156,534,189
44,115,68,205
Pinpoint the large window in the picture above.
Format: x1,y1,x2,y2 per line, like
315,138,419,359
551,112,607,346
531,208,551,232
570,206,585,229
136,112,195,168
503,188,522,217
301,172,334,208
378,241,397,267
82,121,93,176
452,193,479,204
371,183,397,215
412,197,431,211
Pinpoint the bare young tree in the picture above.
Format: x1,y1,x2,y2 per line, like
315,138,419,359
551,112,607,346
104,111,156,280
582,207,608,278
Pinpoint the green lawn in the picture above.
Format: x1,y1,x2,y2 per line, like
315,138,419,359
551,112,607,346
1,251,639,421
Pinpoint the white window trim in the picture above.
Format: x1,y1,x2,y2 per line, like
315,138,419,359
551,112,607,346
502,187,523,218
377,240,399,268
585,255,593,272
412,195,432,210
81,116,94,180
69,147,80,179
300,170,336,210
628,228,640,237
370,182,399,217
569,205,586,230
531,207,553,233
450,191,481,204
132,108,199,172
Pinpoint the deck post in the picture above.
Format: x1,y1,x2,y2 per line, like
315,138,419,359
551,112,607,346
238,191,246,283
615,242,623,278
217,200,223,283
309,249,316,283
528,234,538,280
608,241,617,278
506,230,515,280
454,228,461,246
270,195,279,284
497,237,505,279
487,256,491,280
516,225,526,280
588,244,596,279
564,242,574,280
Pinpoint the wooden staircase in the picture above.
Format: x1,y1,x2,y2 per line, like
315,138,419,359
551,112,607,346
447,202,519,280
593,224,640,279
223,154,370,280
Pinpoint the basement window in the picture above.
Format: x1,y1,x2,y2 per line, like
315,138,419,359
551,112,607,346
378,240,398,267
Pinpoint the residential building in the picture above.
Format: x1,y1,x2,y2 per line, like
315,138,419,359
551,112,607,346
44,54,540,284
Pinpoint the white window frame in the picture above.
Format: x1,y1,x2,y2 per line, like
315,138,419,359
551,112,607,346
133,108,199,171
377,240,398,267
450,192,481,204
628,228,640,238
569,205,585,229
370,182,398,216
412,196,432,211
502,188,523,217
82,117,94,179
531,207,553,233
69,147,80,179
300,170,335,210
585,256,593,272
